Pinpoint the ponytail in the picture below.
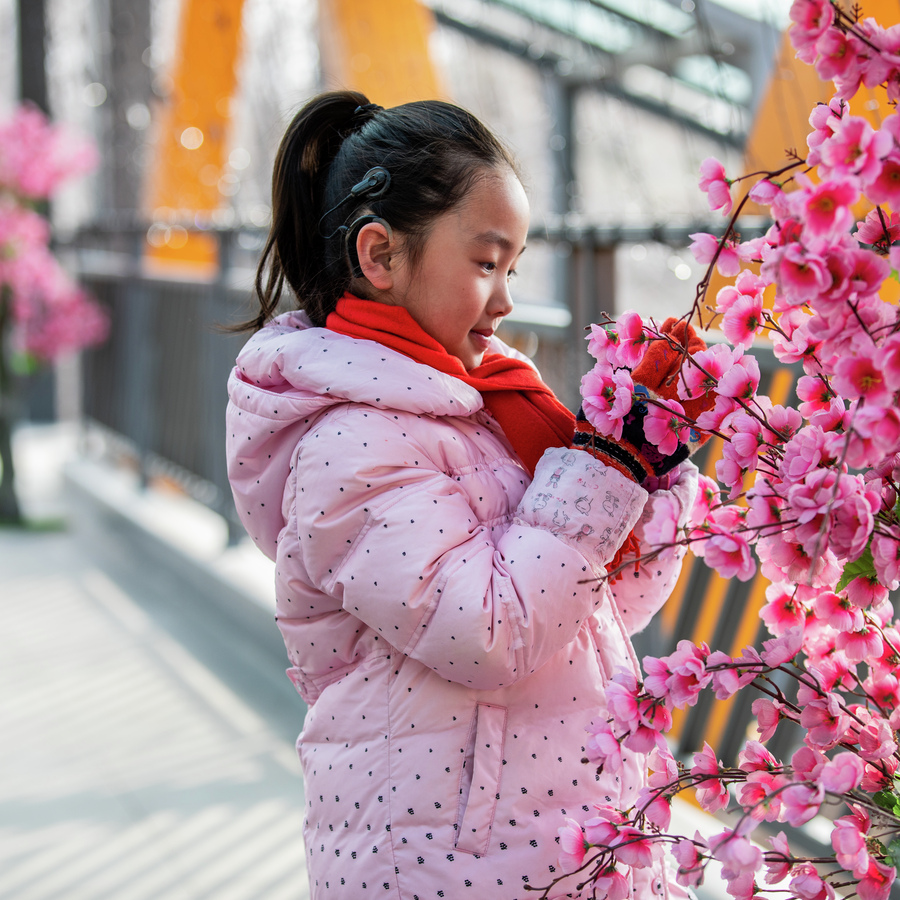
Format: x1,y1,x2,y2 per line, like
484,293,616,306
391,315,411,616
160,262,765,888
236,90,518,332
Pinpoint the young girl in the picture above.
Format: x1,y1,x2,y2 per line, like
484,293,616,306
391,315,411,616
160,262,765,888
226,90,698,900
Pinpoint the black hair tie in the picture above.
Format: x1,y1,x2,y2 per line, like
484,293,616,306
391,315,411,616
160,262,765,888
353,103,383,118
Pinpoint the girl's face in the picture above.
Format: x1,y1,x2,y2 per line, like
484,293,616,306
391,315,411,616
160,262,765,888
389,166,529,370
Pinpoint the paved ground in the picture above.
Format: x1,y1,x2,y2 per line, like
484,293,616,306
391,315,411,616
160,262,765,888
0,426,310,900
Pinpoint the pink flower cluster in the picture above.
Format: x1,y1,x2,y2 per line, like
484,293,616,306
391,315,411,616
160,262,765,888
557,6,900,900
0,104,98,201
0,107,107,362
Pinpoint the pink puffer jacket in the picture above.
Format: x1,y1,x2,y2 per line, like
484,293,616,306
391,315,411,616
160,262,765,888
226,311,697,900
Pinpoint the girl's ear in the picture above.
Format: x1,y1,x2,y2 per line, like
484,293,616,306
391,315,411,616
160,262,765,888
355,221,395,291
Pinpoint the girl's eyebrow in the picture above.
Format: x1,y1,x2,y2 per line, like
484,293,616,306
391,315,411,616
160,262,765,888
473,230,527,254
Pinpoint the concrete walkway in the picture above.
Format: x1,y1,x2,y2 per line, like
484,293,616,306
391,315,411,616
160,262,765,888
0,426,310,900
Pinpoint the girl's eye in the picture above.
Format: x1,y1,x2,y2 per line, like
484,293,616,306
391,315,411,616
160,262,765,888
481,262,497,273
507,269,518,282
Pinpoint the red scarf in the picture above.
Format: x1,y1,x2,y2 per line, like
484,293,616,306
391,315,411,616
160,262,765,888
326,294,575,475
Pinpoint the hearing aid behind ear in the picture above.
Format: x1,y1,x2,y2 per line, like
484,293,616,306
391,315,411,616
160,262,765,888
349,167,391,199
346,214,394,279
318,166,393,239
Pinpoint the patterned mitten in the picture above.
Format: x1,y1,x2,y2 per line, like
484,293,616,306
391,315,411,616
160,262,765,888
573,317,713,485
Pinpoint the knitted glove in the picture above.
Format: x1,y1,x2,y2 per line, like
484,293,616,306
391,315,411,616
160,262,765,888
573,317,714,485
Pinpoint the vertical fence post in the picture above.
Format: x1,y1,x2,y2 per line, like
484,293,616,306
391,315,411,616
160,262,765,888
121,228,156,487
204,228,244,545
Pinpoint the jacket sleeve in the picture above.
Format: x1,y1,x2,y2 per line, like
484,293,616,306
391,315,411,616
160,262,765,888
293,413,647,690
609,461,699,636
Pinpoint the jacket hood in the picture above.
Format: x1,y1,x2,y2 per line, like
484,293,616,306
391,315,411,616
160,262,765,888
226,310,524,558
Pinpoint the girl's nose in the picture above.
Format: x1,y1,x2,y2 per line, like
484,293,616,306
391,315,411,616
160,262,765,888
491,282,514,319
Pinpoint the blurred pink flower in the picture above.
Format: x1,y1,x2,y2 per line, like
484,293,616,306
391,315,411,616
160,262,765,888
699,157,733,215
789,0,835,64
557,818,588,874
764,831,792,885
819,751,864,793
781,782,824,827
691,743,729,812
0,104,98,200
858,858,896,900
672,834,707,888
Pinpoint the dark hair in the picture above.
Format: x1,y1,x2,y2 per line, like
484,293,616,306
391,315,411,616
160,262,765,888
239,90,519,331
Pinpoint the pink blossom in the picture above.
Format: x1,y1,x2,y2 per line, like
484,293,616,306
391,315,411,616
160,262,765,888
586,323,619,364
789,0,836,63
836,625,884,664
679,343,736,403
761,627,803,666
717,351,760,400
797,173,860,238
660,640,712,708
819,751,864,794
695,394,740,433
819,752,864,794
738,740,779,773
807,98,844,166
635,784,672,829
764,831,792,885
592,867,630,900
585,718,625,773
704,507,756,581
862,756,897,792
832,814,870,876
641,492,681,560
781,426,832,482
699,157,733,215
613,310,652,368
876,332,900,391
858,858,897,900
813,590,863,633
792,744,827,781
558,817,588,873
672,836,707,888
858,713,898,761
814,27,863,82
739,770,783,822
872,532,900,590
752,698,783,742
790,862,834,900
691,743,729,812
690,232,741,276
799,692,850,749
610,826,655,869
866,118,900,205
775,243,831,306
749,178,783,206
581,363,634,442
709,830,763,899
856,206,900,246
605,673,640,734
689,474,721,528
820,115,892,182
643,398,687,457
721,292,765,349
0,104,98,199
781,781,824,827
760,583,806,636
832,354,891,402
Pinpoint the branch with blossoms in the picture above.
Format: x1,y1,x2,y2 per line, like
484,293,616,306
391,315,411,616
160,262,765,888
0,104,107,523
543,1,900,898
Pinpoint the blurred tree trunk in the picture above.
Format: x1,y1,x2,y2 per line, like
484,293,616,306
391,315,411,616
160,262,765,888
17,0,48,113
105,0,154,217
0,289,23,525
